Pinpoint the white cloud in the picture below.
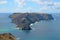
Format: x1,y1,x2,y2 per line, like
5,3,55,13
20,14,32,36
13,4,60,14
14,0,26,8
53,2,60,9
0,0,60,13
0,0,7,4
32,0,53,5
14,0,60,12
32,0,60,11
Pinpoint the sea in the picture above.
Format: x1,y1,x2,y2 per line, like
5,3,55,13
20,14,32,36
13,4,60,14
0,13,60,40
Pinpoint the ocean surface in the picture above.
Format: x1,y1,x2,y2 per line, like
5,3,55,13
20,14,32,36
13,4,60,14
0,13,60,40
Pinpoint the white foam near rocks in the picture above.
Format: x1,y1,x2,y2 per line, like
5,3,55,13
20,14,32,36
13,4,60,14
16,37,21,40
14,28,20,30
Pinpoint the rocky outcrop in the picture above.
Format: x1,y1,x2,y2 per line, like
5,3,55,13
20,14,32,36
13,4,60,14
9,13,54,30
0,33,16,40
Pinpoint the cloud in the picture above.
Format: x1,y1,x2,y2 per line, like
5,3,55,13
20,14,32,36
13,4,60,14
0,0,7,4
1,0,60,13
31,0,60,12
32,0,59,7
14,0,26,8
53,2,60,9
14,0,60,11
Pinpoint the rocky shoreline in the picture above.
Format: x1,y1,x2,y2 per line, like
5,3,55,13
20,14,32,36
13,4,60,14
0,33,16,40
9,13,54,30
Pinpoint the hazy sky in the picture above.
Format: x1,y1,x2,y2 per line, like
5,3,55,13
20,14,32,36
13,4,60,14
0,0,60,13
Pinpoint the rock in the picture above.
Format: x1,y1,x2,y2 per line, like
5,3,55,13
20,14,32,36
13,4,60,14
9,13,54,30
0,33,16,40
22,26,32,30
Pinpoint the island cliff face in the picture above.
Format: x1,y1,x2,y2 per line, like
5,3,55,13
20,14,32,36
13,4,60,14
0,33,16,40
9,13,54,30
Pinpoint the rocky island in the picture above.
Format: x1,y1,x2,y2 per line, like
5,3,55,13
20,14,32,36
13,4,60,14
0,33,16,40
9,13,54,30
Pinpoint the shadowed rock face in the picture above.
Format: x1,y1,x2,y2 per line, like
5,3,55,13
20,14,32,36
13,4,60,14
9,13,54,30
0,33,16,40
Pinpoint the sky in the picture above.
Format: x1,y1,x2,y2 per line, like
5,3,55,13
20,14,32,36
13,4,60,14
0,0,60,13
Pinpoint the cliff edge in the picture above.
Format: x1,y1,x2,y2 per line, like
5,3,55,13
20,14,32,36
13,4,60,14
9,13,54,30
0,33,16,40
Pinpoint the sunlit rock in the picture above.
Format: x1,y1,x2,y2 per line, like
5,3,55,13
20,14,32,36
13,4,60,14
0,33,16,40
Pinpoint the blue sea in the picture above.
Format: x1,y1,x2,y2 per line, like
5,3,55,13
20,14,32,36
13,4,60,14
0,13,60,40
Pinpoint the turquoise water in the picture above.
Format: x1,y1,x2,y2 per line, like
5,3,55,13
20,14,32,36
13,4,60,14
0,13,60,40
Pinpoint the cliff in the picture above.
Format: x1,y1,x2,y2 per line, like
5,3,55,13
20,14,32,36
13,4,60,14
0,33,16,40
9,13,54,30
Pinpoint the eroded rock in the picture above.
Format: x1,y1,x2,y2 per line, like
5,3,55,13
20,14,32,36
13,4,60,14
0,33,16,40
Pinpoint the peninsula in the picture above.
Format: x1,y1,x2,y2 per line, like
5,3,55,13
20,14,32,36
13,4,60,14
9,13,54,30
